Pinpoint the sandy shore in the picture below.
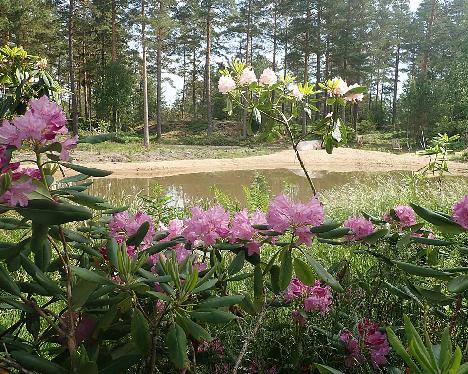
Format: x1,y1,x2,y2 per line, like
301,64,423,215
71,148,468,178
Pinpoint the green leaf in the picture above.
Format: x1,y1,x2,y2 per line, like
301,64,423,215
386,327,422,374
177,316,212,342
191,310,237,324
127,221,150,248
410,204,464,234
394,261,453,280
197,295,244,310
0,264,21,296
166,323,188,369
278,249,293,291
317,227,350,239
253,265,264,311
31,222,50,272
447,275,468,293
270,264,281,294
16,199,92,225
315,363,345,374
303,252,343,291
0,217,29,229
61,162,112,177
362,228,389,245
11,351,67,374
99,354,140,374
72,279,98,309
192,278,218,294
410,237,452,246
106,238,119,268
131,309,151,355
59,173,89,184
71,266,113,285
310,221,341,233
228,251,245,276
293,257,315,285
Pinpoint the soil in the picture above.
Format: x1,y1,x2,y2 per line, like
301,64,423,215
68,148,468,178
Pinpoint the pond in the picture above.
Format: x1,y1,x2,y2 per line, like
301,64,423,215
88,168,414,207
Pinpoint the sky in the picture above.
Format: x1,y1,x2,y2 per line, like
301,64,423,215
162,0,423,105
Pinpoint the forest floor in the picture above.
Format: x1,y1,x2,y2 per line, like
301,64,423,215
70,147,468,178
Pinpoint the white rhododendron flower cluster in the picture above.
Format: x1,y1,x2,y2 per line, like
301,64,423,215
218,75,236,94
259,68,277,86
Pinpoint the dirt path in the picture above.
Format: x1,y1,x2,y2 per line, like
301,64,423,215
74,148,468,178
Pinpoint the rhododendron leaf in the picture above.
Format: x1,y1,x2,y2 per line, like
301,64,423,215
31,223,50,272
106,238,119,268
404,315,433,369
191,310,236,324
16,200,92,225
126,221,150,248
410,204,464,234
397,232,412,250
394,261,453,280
310,221,341,233
413,285,452,305
166,323,188,369
153,230,170,242
293,258,315,285
410,237,451,246
192,278,218,294
250,107,262,134
0,217,29,230
383,281,412,300
270,265,281,294
59,173,89,184
241,294,257,315
303,252,343,292
315,364,345,374
228,251,245,276
278,249,293,291
99,354,140,374
146,291,172,303
386,327,422,374
212,243,244,251
10,351,67,374
35,271,63,298
145,239,186,255
71,266,113,285
72,279,98,309
78,133,116,144
131,309,151,355
61,162,112,177
49,226,91,244
345,85,367,95
197,295,244,310
362,228,389,245
0,264,21,296
447,275,468,293
177,316,212,342
317,238,345,245
317,227,350,239
226,272,252,282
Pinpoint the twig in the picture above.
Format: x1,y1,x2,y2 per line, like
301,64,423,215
0,356,34,374
232,308,266,374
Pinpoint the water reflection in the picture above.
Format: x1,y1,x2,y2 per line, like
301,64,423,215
88,169,410,207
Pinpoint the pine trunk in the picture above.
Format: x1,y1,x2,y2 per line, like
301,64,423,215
205,4,213,135
68,0,78,134
142,0,150,146
391,43,400,131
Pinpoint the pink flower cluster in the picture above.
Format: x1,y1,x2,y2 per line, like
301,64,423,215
0,179,35,207
183,205,230,246
385,205,417,228
159,218,191,263
452,195,468,229
108,211,155,256
340,319,390,369
285,278,333,315
230,209,267,255
0,96,76,160
343,216,374,241
266,193,324,245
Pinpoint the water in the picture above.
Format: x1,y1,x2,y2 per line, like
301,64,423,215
87,169,412,207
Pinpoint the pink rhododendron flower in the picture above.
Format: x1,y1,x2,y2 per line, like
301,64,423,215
12,167,42,181
0,120,21,148
329,77,349,96
343,216,374,241
266,193,324,245
239,67,257,86
345,83,364,102
452,195,468,229
183,205,230,246
218,75,236,94
284,278,310,301
230,209,267,255
289,84,304,100
29,95,68,139
303,280,333,314
259,68,277,86
13,111,47,144
59,135,78,161
392,205,417,227
0,179,35,207
358,319,390,368
108,211,155,252
340,330,364,368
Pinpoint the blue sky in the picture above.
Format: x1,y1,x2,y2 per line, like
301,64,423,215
162,0,423,105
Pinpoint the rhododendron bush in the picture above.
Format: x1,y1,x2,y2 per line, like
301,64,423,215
0,66,466,373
